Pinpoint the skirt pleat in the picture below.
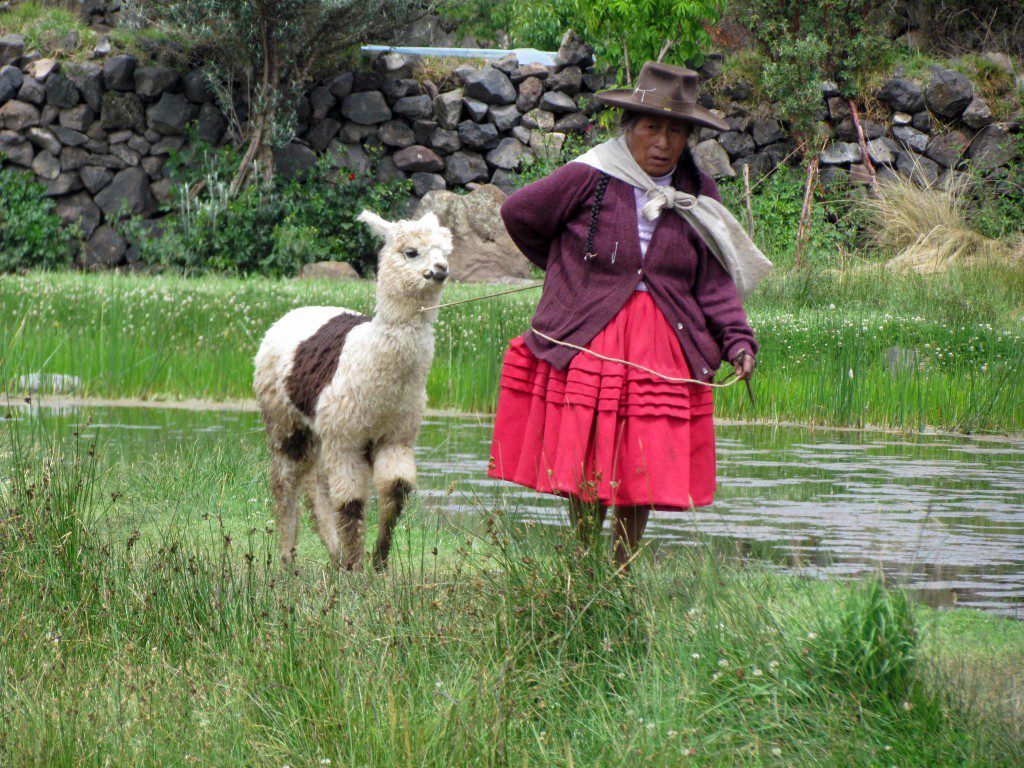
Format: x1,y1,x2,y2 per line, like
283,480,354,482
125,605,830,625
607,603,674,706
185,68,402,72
488,291,717,510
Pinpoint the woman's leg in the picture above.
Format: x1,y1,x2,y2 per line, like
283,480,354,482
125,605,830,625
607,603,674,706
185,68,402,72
611,505,651,569
567,495,607,549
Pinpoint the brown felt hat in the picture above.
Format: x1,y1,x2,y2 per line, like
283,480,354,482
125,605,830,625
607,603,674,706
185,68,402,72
594,61,729,132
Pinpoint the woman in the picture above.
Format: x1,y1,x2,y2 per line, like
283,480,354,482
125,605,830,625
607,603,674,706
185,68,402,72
487,62,759,568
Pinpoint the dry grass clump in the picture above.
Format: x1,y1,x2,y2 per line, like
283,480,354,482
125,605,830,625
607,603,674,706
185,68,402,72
864,171,1023,274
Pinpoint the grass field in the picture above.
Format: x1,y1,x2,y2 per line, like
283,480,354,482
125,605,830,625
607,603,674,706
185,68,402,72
2,266,1023,431
1,414,1022,767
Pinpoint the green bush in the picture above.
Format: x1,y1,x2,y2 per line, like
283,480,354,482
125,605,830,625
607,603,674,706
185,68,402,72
0,169,76,273
123,143,412,277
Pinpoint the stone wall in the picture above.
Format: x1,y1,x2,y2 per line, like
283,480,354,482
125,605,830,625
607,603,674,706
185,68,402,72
0,26,1021,271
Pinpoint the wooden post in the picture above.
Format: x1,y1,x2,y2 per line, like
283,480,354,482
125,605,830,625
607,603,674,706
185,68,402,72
795,152,819,268
848,98,876,186
743,163,755,238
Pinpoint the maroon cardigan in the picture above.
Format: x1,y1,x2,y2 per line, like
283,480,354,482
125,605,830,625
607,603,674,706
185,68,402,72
500,147,758,381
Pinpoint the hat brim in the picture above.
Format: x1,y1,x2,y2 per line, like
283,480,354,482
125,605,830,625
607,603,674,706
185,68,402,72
595,89,730,132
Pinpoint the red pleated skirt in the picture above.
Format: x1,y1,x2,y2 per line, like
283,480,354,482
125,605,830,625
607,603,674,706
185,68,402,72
487,291,717,510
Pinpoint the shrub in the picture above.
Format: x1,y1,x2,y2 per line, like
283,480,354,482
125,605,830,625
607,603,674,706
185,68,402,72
123,144,412,277
0,169,76,273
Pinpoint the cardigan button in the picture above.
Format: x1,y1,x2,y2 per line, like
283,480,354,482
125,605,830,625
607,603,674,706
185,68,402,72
637,268,642,275
676,322,683,330
702,368,709,375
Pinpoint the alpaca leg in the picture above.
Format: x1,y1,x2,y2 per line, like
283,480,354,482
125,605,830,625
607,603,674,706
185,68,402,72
371,444,416,571
308,470,342,566
324,447,373,572
270,452,306,566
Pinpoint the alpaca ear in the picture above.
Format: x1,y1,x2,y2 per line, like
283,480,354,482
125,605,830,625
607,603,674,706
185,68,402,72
418,210,440,229
357,209,395,240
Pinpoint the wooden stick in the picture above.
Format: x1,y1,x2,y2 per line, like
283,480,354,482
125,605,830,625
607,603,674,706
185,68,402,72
795,148,819,268
848,97,877,185
622,39,632,86
743,163,755,237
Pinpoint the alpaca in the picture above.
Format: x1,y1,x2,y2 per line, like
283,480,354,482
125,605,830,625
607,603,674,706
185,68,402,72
253,209,452,571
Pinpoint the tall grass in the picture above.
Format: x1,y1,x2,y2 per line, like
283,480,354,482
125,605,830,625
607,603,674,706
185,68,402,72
1,267,1022,430
1,422,1022,765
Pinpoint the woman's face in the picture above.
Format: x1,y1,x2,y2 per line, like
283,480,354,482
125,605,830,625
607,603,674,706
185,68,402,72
625,115,690,176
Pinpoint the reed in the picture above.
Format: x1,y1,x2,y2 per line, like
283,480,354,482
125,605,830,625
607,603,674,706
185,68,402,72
1,267,1021,430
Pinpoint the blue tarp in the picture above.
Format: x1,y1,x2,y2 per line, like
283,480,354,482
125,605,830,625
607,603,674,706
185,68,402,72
360,45,557,66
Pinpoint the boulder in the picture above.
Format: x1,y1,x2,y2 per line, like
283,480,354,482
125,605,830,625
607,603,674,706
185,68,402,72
892,112,912,126
196,102,226,145
392,144,444,173
0,100,40,130
924,130,969,168
692,139,735,178
717,130,755,159
487,103,520,132
101,92,143,131
826,96,850,122
529,130,565,162
273,142,318,180
17,75,46,106
305,118,341,152
411,171,446,197
0,34,24,67
103,55,137,92
147,93,191,134
462,97,488,122
67,63,103,111
896,151,940,186
554,29,594,70
876,78,924,113
375,155,407,183
462,67,516,105
393,94,433,120
553,111,589,133
325,141,368,174
434,89,462,129
538,91,576,114
412,118,437,144
443,150,488,186
80,165,113,194
183,68,216,103
511,125,531,145
377,119,415,148
52,125,88,146
428,127,460,155
911,111,932,133
61,145,90,171
341,91,391,124
25,58,57,81
413,184,533,282
1,64,24,104
298,261,360,281
751,117,786,147
26,126,61,155
892,125,929,153
59,104,95,132
327,71,354,100
491,53,518,75
150,135,185,155
0,129,34,165
31,150,61,180
866,137,898,166
338,120,376,143
55,192,101,239
457,119,499,151
961,97,992,129
978,52,1015,76
510,62,548,84
95,166,157,217
820,141,861,165
376,51,417,80
521,108,555,131
309,86,336,120
925,68,973,119
547,66,582,95
83,225,128,268
141,155,165,179
731,152,774,182
485,137,533,170
134,66,180,98
515,76,543,113
968,124,1016,171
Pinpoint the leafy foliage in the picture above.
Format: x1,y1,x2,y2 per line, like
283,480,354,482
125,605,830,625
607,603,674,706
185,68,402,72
0,169,75,273
121,141,411,277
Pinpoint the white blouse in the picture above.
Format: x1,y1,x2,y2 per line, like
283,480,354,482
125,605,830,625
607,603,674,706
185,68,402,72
633,166,676,291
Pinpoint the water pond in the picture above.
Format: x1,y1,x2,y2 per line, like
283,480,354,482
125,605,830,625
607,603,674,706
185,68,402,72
8,402,1024,618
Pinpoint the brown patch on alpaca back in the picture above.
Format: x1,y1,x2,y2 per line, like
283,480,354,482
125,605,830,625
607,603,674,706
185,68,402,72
285,311,370,417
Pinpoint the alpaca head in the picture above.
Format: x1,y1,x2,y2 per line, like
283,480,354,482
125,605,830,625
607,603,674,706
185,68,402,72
358,209,452,318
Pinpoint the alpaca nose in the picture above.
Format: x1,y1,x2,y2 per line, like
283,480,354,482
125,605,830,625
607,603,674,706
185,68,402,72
426,265,449,282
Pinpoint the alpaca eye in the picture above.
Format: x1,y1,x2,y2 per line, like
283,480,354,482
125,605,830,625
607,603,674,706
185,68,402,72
403,248,419,259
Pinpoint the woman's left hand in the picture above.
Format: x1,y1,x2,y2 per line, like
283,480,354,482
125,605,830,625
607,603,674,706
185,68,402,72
731,350,756,381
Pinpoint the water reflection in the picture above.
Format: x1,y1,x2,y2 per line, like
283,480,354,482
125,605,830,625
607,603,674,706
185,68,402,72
7,403,1023,618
